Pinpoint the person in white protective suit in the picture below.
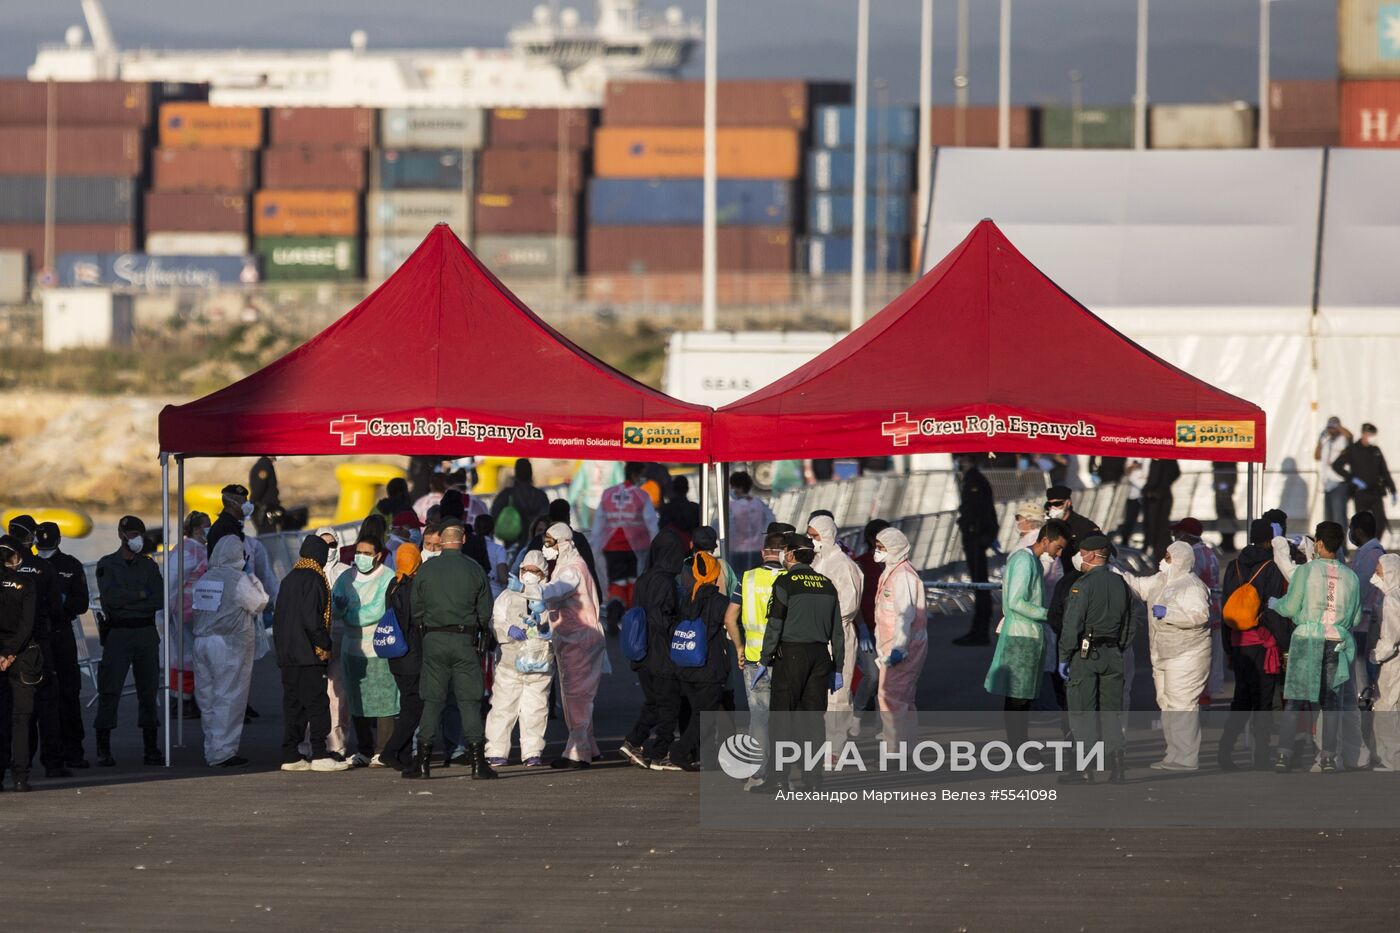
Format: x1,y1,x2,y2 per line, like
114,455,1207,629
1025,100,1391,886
1369,553,1400,771
871,527,928,742
191,536,269,767
168,511,210,718
484,551,554,767
807,515,872,745
1117,540,1211,770
527,523,608,770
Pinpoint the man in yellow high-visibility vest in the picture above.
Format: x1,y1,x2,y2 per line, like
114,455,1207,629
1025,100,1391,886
723,531,788,791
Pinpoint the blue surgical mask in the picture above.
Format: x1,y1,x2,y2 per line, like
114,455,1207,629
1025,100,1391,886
354,555,375,573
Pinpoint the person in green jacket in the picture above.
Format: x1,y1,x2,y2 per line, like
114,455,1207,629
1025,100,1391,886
985,520,1069,748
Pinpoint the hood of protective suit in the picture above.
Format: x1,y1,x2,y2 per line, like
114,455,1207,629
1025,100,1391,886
210,534,245,569
1163,540,1195,578
1378,554,1400,595
876,527,912,565
648,528,688,575
546,522,577,558
808,515,838,549
518,550,548,578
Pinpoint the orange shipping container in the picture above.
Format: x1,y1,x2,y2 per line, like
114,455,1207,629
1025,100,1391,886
159,103,264,149
253,190,361,236
593,127,800,179
1340,80,1400,147
153,149,257,192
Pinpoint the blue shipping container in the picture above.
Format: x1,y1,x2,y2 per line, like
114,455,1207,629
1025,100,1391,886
57,252,259,289
806,194,911,237
587,179,792,226
806,150,913,192
806,237,908,275
376,149,471,191
811,105,919,150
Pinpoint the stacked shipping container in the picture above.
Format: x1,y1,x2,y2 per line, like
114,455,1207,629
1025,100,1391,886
1269,80,1340,148
1338,1,1400,147
149,102,261,259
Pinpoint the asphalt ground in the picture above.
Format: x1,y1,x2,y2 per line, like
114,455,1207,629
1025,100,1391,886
3,612,1398,931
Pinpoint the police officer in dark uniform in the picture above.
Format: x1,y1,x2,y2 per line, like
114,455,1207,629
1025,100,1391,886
34,521,90,768
1058,533,1136,784
760,533,845,790
1,535,40,792
953,455,999,646
6,516,70,778
249,456,283,534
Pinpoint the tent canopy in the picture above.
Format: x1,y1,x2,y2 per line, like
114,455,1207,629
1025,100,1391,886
712,220,1266,464
159,225,710,461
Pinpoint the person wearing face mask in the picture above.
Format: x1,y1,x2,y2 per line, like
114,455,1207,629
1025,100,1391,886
525,523,607,770
1169,518,1224,705
382,542,424,776
851,519,891,721
33,521,90,768
331,534,400,767
952,455,998,647
719,531,787,787
622,530,688,772
207,484,252,555
275,535,349,772
728,471,775,575
1347,511,1385,704
7,516,69,778
1116,540,1212,771
0,535,40,792
167,512,210,722
485,551,554,768
94,516,166,767
870,528,927,745
806,515,869,750
191,536,268,767
1369,553,1400,771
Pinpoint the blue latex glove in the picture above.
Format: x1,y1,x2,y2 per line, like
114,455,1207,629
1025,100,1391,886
857,626,875,653
528,598,546,615
1266,596,1280,612
1353,477,1368,490
1057,660,1071,680
1392,492,1397,507
507,625,527,642
750,664,768,688
885,648,907,666
1152,604,1168,620
508,576,524,593
828,672,844,694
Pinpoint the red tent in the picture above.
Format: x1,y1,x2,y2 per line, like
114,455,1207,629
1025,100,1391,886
158,225,711,461
712,220,1266,464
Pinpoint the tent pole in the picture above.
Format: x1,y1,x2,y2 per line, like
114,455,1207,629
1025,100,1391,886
1246,461,1256,531
176,457,186,748
160,452,171,768
717,463,730,560
699,462,711,530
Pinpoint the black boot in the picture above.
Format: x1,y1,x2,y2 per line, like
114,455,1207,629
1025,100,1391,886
143,728,164,766
414,743,433,780
13,771,32,793
95,729,116,767
1108,750,1127,784
470,742,498,781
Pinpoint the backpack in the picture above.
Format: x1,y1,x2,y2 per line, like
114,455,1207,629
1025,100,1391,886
669,617,708,668
373,607,410,658
494,488,523,542
621,606,648,662
1222,562,1267,632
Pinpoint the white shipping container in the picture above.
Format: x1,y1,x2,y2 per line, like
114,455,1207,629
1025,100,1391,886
1339,0,1400,79
663,331,843,408
0,249,28,304
473,235,575,276
367,190,472,238
145,232,251,256
378,108,487,149
42,288,134,351
366,235,425,283
1150,103,1257,149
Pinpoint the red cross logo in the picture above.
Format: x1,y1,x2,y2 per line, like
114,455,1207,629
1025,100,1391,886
330,414,370,447
881,412,920,447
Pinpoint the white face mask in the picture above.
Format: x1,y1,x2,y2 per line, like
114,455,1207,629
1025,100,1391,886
1071,553,1085,572
421,550,440,562
542,546,559,561
1372,573,1385,589
37,548,56,559
521,571,544,585
126,535,145,553
241,501,255,519
873,550,888,564
1048,507,1067,520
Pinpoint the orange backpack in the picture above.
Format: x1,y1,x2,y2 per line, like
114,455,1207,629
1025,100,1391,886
1222,562,1268,632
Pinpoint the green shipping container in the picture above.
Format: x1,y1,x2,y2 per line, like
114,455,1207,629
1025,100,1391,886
1039,106,1136,149
255,236,361,281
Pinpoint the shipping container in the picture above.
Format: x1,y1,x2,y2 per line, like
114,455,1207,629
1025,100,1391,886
927,106,1036,148
478,147,584,192
474,191,579,235
488,108,593,148
811,106,920,150
1339,0,1400,78
1270,128,1342,147
585,273,793,306
146,232,250,256
367,190,472,238
159,103,264,149
152,148,256,192
0,177,136,224
1149,103,1256,149
379,107,487,149
602,80,850,129
0,128,144,177
0,79,152,127
1039,107,1136,148
806,194,911,237
806,236,907,275
262,147,367,191
473,234,576,277
365,235,425,282
593,127,801,179
254,236,360,281
0,249,28,304
1270,80,1340,136
56,252,258,289
375,149,472,191
806,150,913,192
145,191,249,233
253,190,361,236
585,226,792,274
269,107,376,147
0,224,137,266
42,289,134,352
587,178,792,226
1341,79,1400,146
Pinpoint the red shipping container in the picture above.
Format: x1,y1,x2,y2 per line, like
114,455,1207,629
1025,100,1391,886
145,191,250,233
269,108,376,147
1340,80,1400,147
261,147,367,190
478,147,583,191
927,106,1035,147
0,79,152,127
1269,80,1339,135
0,127,143,176
488,108,593,148
152,149,256,192
603,80,849,129
474,191,579,235
0,223,137,266
585,226,792,274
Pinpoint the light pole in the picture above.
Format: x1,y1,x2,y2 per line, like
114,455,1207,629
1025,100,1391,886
955,0,969,146
998,0,1012,149
701,0,718,330
1070,69,1084,149
1259,0,1274,149
916,0,932,271
851,0,870,330
1134,0,1148,150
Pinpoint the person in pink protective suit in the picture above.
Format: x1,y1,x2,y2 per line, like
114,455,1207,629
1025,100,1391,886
871,527,928,742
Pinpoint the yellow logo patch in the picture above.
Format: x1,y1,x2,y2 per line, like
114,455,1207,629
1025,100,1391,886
1175,420,1257,449
622,421,704,450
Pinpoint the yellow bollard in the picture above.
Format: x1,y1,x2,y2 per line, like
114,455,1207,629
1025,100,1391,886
1,507,94,538
333,463,408,524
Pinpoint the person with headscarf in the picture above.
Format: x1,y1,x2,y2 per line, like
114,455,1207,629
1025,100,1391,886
525,523,607,770
169,510,210,720
332,533,400,767
382,542,424,775
621,529,689,772
807,514,869,748
191,535,268,767
870,527,928,742
670,548,732,771
1117,540,1212,771
1369,553,1400,771
485,550,554,768
304,526,352,762
275,535,348,772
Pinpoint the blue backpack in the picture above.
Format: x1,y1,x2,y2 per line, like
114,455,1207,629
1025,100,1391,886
621,607,648,662
372,607,409,659
669,617,708,668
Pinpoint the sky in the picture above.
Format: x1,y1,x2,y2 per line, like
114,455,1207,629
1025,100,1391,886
2,0,1336,106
